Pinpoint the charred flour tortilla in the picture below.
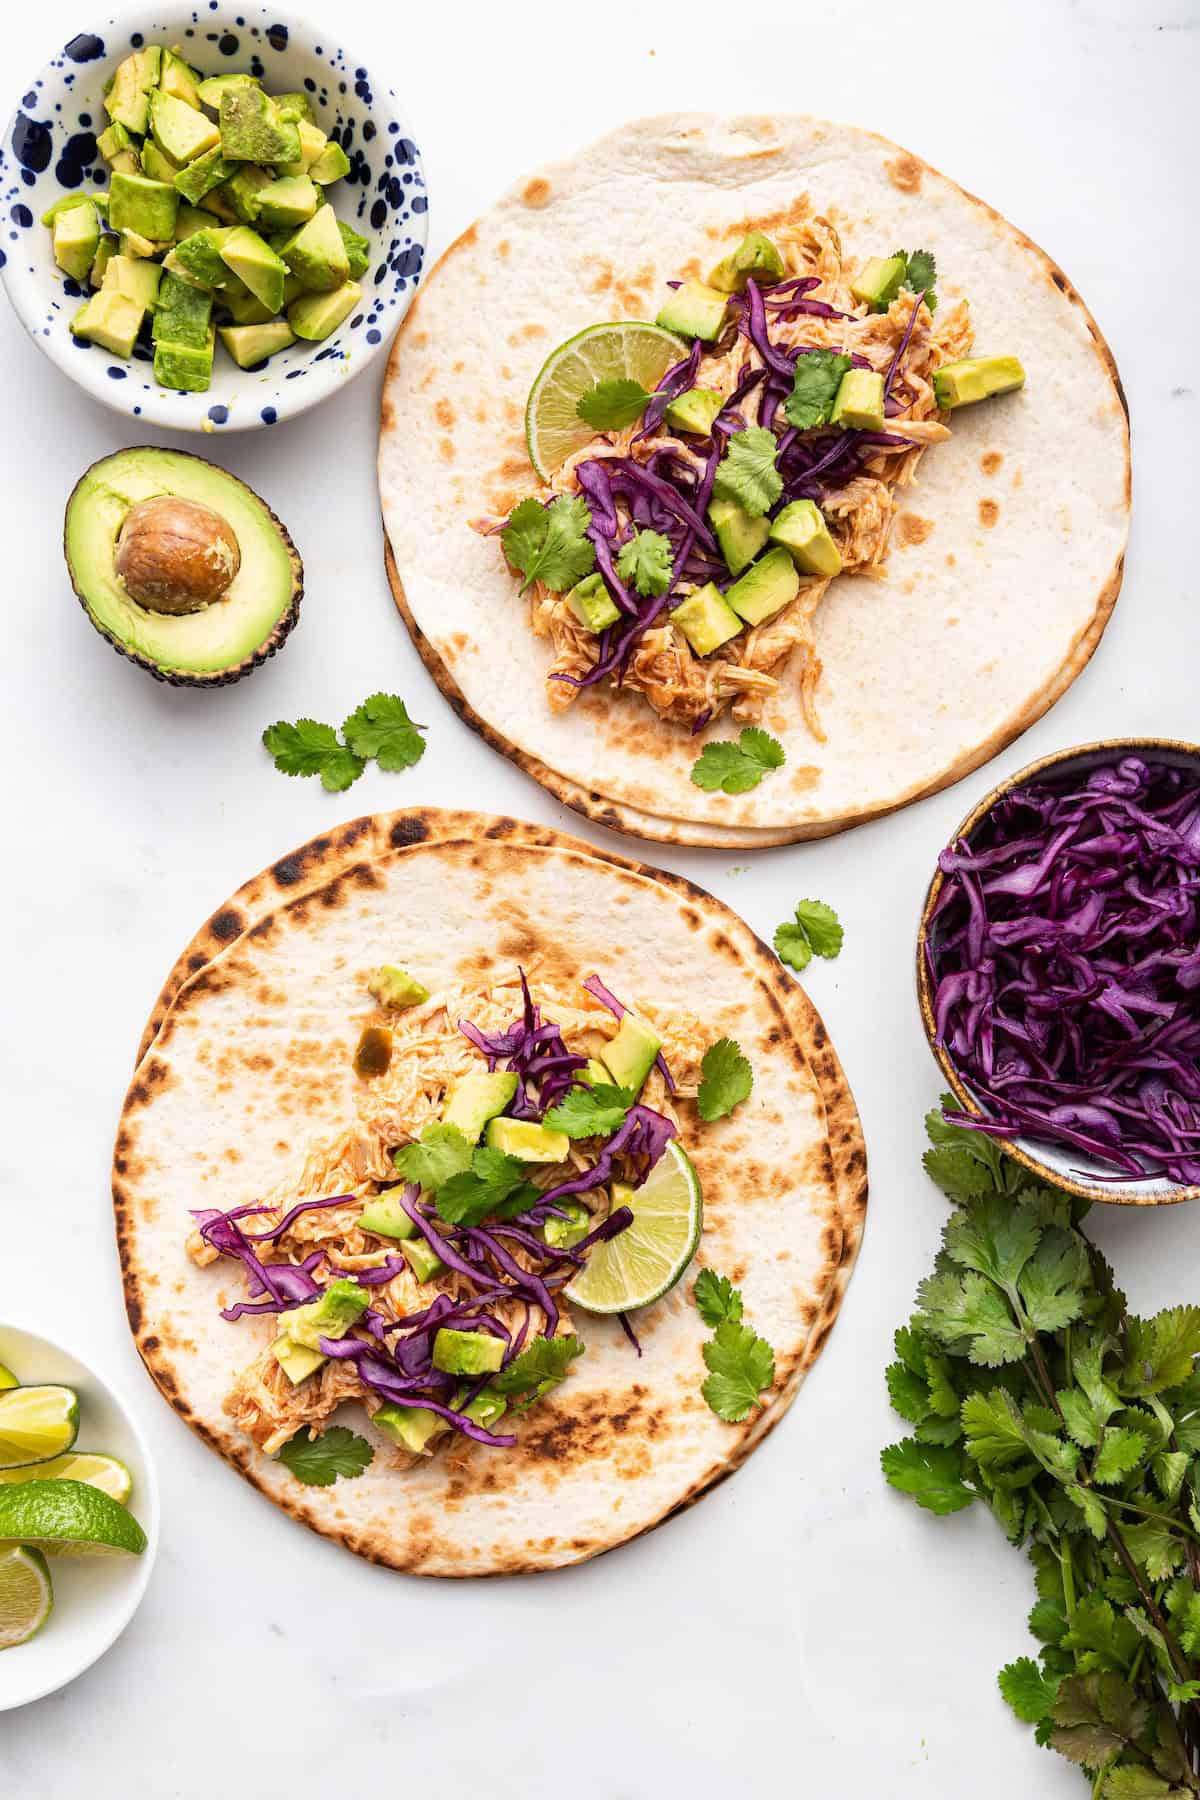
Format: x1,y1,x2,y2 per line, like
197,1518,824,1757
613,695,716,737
116,817,866,1574
378,114,1129,848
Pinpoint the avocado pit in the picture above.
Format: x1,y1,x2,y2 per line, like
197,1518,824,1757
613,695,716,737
115,495,242,614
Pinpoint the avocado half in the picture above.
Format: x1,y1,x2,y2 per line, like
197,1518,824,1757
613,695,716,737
64,447,303,686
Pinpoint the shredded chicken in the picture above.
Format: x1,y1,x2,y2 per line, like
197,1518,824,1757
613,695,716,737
480,207,974,734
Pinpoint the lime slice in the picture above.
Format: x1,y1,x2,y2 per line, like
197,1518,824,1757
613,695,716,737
565,1140,703,1314
525,321,687,479
0,1453,132,1505
0,1480,146,1557
0,1387,79,1470
0,1546,53,1650
0,1366,18,1393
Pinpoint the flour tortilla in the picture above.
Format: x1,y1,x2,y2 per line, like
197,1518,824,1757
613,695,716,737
115,816,866,1574
378,113,1129,848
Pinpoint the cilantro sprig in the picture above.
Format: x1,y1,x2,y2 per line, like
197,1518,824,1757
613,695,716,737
773,899,844,973
784,349,851,432
576,379,651,432
711,427,783,518
277,1425,373,1486
393,1123,475,1190
393,1124,539,1228
694,1269,744,1328
492,1334,584,1408
616,528,673,598
543,1082,634,1140
697,1038,753,1123
883,1096,1200,1791
263,694,426,793
690,729,785,796
502,494,595,594
897,247,937,313
691,1271,775,1422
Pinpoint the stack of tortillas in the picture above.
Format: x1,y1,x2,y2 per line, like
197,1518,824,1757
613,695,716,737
114,813,866,1574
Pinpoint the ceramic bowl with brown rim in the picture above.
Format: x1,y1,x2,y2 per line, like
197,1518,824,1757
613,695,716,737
916,738,1200,1206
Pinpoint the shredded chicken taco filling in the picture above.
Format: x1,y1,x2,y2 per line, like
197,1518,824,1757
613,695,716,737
188,965,706,1470
477,209,1023,739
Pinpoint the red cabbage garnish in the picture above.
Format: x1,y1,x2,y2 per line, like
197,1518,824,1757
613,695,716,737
457,969,589,1121
583,972,677,1094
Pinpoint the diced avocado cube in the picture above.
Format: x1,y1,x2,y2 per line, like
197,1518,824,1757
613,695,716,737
287,280,362,342
253,174,320,230
374,1402,449,1455
97,120,135,162
42,192,106,227
174,203,214,243
337,219,371,280
221,164,271,224
132,46,163,89
174,145,233,205
195,71,260,111
277,119,329,177
441,1071,518,1142
104,47,159,135
567,572,620,635
367,965,430,1010
153,271,212,347
708,230,786,295
432,1328,506,1378
219,226,288,312
542,1202,590,1250
197,182,240,224
103,253,162,310
461,1390,507,1431
160,248,212,291
404,1239,445,1284
655,279,729,344
484,1118,570,1163
71,291,144,358
140,140,182,185
830,368,885,431
600,1013,662,1093
358,1190,417,1240
160,48,203,109
282,271,309,307
271,1335,326,1385
665,388,723,437
769,500,842,578
150,88,219,165
218,320,295,367
271,91,315,123
279,203,348,292
851,254,907,312
671,583,743,657
284,1278,368,1351
120,228,163,260
153,328,215,392
109,149,142,176
308,140,351,185
89,235,118,289
109,170,179,241
220,284,278,325
52,200,100,282
219,86,300,164
708,496,770,577
581,1058,612,1087
725,545,801,627
932,355,1026,410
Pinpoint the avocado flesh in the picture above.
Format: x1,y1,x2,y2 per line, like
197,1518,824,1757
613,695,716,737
53,202,100,281
337,220,371,280
149,88,220,164
932,355,1025,409
769,500,843,578
71,291,143,358
441,1071,518,1141
708,498,770,576
374,1403,450,1455
404,1239,445,1284
851,254,906,311
567,572,620,634
671,583,742,657
308,141,351,185
63,446,301,682
601,1013,662,1092
109,171,179,242
103,253,161,310
218,321,295,367
726,546,801,626
358,1193,417,1240
256,175,320,229
174,147,233,205
484,1118,570,1162
140,141,182,186
154,328,214,391
272,1335,326,1384
655,280,728,343
280,204,349,292
160,49,202,109
432,1328,505,1378
543,1202,590,1249
831,368,885,431
707,231,786,295
219,226,287,312
287,281,362,342
277,120,329,177
665,388,723,436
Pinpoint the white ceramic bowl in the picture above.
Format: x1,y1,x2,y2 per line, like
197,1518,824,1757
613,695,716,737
0,6,429,431
0,1323,159,1710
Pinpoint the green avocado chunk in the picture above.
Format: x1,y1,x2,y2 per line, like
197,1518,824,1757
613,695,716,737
70,291,144,358
256,175,320,230
600,1013,662,1093
218,320,295,366
271,91,315,123
97,120,135,162
195,72,260,111
665,388,723,437
708,497,770,576
104,46,162,135
218,226,287,312
219,86,300,164
707,231,786,295
89,236,118,289
109,171,179,242
279,203,349,291
567,572,621,634
153,328,215,392
581,1058,612,1088
287,281,362,342
198,183,240,224
831,368,885,431
337,219,371,280
932,355,1026,409
160,48,202,110
367,965,430,1009
271,1335,326,1385
655,279,729,344
543,1202,590,1249
357,1191,417,1240
220,285,278,325
484,1118,570,1163
769,500,843,578
141,141,182,186
285,1278,369,1351
119,228,165,260
442,1071,518,1142
725,545,801,626
153,271,212,347
432,1329,506,1378
149,88,219,164
52,200,100,281
671,583,743,657
223,164,272,223
373,1403,448,1455
851,254,907,311
277,119,329,177
171,226,233,287
308,140,351,185
103,253,162,310
174,145,233,205
174,203,214,243
404,1239,446,1284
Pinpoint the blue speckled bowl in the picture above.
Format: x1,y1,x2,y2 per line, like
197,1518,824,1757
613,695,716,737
0,5,428,432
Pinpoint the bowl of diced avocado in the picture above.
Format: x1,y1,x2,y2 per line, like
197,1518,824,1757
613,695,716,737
0,8,428,430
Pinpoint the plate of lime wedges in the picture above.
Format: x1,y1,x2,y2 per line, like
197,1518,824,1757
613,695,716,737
0,1324,159,1710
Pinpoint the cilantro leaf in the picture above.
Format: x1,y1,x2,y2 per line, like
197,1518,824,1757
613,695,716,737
773,898,844,972
491,1334,584,1399
784,349,852,431
501,494,596,594
341,693,427,771
711,427,783,518
773,922,812,972
1093,1426,1150,1486
543,1082,634,1140
922,1144,997,1203
917,1268,1027,1367
693,1269,744,1328
701,1318,776,1422
576,378,652,432
1017,1227,1090,1334
1122,1308,1200,1398
277,1425,373,1486
434,1146,541,1228
616,528,674,598
697,1037,753,1122
690,728,786,795
392,1123,475,1191
262,719,365,793
998,1656,1060,1724
896,247,937,313
880,1438,974,1515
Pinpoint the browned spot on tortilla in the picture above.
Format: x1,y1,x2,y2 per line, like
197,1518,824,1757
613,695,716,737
522,178,551,208
979,498,999,528
719,195,812,241
886,153,923,194
497,239,510,260
589,263,613,294
791,764,820,792
500,364,513,382
451,361,463,375
419,367,437,392
439,439,455,464
380,397,394,434
506,323,547,346
679,256,702,281
946,552,956,567
434,398,455,430
458,226,477,251
896,511,934,547
981,451,1003,476
449,632,469,653
1012,467,1024,490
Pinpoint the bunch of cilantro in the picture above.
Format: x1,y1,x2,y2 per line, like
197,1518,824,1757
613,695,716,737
883,1102,1200,1796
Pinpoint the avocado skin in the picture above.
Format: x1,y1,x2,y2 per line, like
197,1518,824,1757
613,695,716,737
63,448,303,687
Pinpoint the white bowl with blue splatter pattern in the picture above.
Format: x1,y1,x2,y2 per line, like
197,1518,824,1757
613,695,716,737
0,5,428,432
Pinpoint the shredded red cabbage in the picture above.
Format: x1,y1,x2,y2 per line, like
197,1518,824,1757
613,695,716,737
457,969,589,1121
927,755,1200,1184
583,972,677,1094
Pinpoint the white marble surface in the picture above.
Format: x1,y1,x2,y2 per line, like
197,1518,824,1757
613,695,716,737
1,1,1196,1793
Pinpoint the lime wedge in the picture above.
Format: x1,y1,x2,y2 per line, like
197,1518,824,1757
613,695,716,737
525,321,687,479
0,1387,79,1470
0,1480,146,1557
565,1140,703,1314
0,1546,53,1650
0,1366,18,1393
0,1453,132,1505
